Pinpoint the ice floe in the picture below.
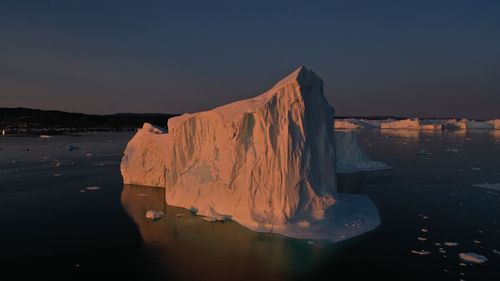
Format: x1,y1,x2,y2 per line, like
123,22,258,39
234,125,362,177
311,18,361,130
458,253,488,264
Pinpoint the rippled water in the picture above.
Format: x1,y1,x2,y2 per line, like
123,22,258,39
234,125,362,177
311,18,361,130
0,130,499,280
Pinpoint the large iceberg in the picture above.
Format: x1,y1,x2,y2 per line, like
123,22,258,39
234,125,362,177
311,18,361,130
121,66,380,241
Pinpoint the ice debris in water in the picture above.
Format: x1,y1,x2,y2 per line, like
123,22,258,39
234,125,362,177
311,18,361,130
458,253,488,264
411,250,431,256
85,186,101,191
416,150,433,156
145,210,164,220
67,144,78,151
473,183,500,191
421,228,428,233
85,152,92,157
444,242,459,247
417,237,427,241
492,249,500,255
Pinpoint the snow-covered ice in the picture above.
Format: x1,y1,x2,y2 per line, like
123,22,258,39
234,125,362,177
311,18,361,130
121,66,380,241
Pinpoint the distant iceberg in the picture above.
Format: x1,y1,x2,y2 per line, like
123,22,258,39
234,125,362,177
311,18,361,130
335,131,390,173
488,119,500,129
380,118,422,130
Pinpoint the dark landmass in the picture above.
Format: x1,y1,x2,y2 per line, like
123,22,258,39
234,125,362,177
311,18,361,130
0,107,179,135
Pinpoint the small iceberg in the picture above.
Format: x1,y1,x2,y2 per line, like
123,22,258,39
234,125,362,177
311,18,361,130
85,186,101,191
458,253,488,264
145,210,164,220
444,242,459,247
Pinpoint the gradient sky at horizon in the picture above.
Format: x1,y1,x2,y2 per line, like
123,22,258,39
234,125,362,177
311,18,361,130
1,0,499,119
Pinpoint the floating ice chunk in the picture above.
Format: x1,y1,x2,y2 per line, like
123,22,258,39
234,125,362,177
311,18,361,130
145,210,164,220
444,242,459,247
493,249,500,255
458,253,488,264
307,240,315,245
473,240,481,244
67,144,78,151
421,228,428,233
85,152,92,157
54,173,63,177
471,166,481,171
40,135,52,139
411,250,431,256
417,237,427,241
473,183,500,191
85,186,101,191
416,150,433,156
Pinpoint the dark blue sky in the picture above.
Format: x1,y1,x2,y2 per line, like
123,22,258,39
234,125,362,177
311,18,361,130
1,0,499,118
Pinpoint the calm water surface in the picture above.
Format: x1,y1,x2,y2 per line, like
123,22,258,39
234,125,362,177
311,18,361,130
0,130,499,280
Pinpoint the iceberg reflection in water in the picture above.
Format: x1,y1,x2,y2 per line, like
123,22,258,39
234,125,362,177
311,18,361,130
121,184,332,281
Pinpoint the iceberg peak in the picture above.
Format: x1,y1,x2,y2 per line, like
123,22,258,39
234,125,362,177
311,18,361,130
271,66,323,91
